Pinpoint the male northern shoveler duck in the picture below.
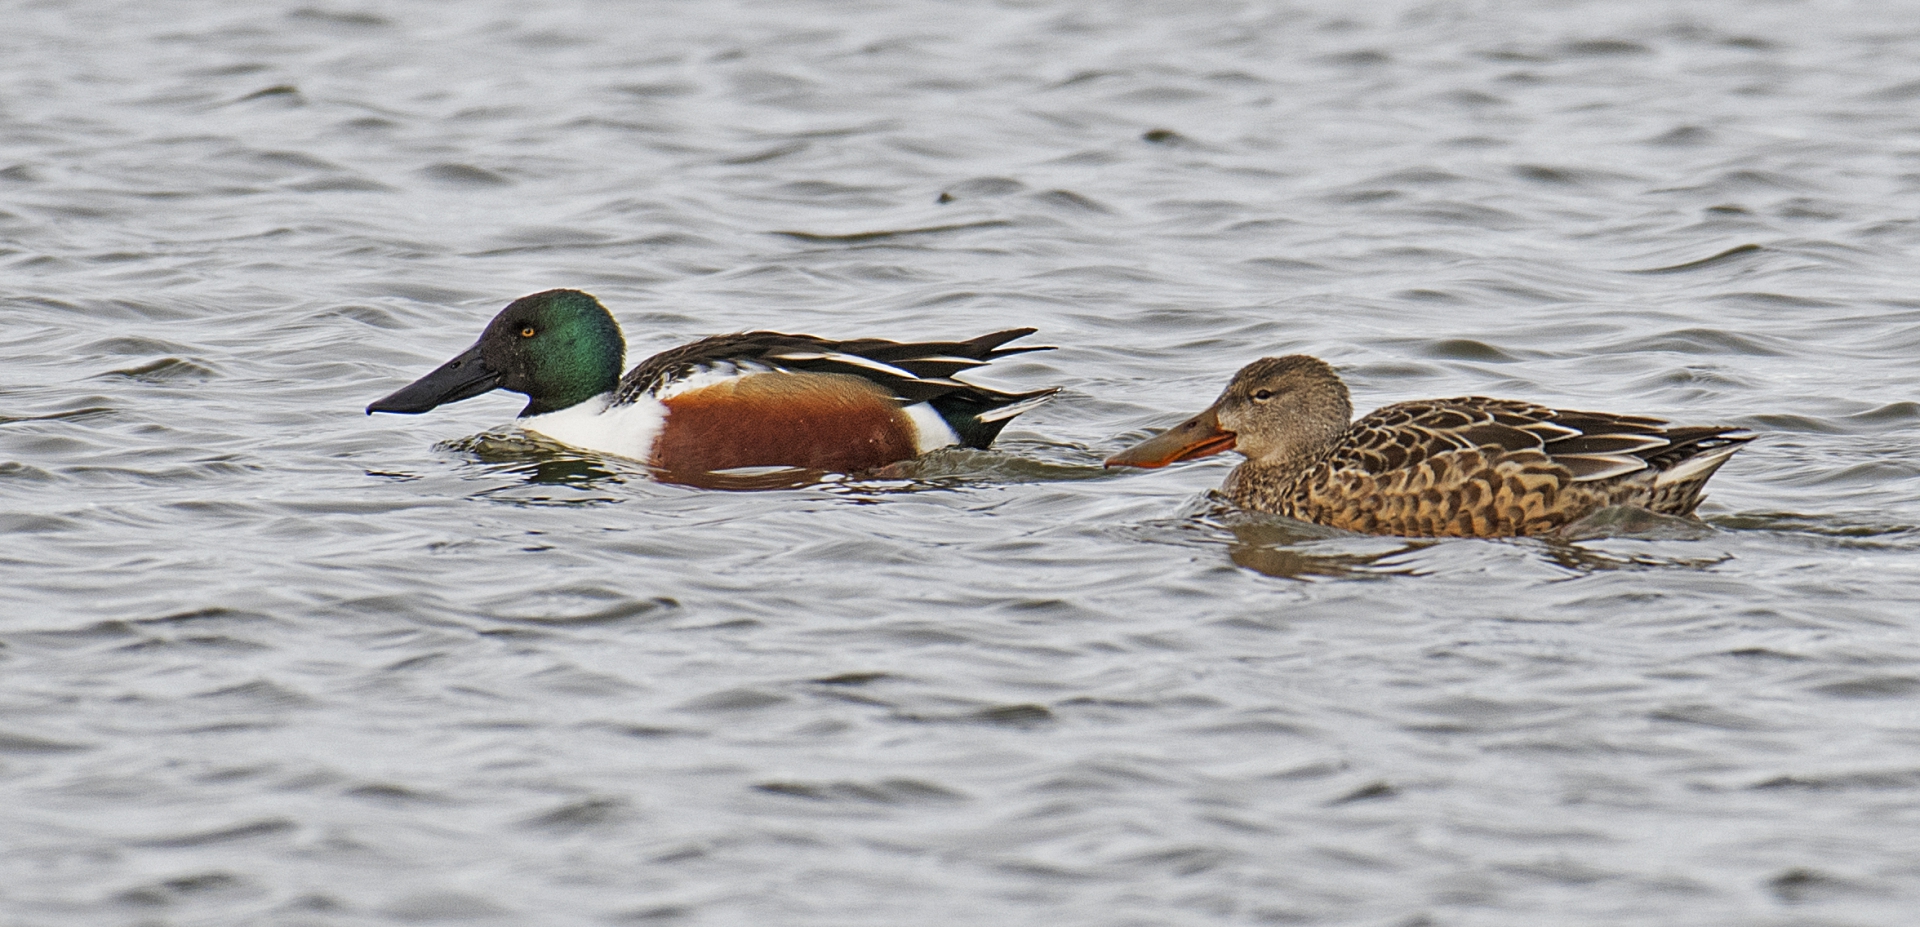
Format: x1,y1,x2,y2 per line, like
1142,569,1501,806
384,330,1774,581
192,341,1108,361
1105,355,1754,538
367,289,1057,475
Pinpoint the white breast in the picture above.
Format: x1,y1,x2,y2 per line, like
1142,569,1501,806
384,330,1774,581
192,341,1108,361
519,392,667,462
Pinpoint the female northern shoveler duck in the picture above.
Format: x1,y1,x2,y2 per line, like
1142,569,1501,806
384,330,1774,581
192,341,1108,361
367,289,1057,475
1105,355,1754,538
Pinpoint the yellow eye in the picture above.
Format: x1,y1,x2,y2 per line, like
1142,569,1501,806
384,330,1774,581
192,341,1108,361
520,326,536,338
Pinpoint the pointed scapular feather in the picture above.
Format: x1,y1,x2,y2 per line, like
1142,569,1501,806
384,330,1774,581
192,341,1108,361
1519,420,1582,441
1556,454,1650,482
1547,432,1670,455
1455,422,1543,452
1549,411,1669,435
618,329,1050,410
766,351,923,380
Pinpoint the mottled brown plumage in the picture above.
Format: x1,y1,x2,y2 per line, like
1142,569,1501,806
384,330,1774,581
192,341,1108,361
1106,355,1754,538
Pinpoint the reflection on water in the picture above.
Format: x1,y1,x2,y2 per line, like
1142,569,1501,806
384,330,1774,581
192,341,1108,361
1115,502,1428,580
871,445,1113,485
1534,536,1737,576
1553,505,1720,542
442,427,1115,494
1215,505,1752,580
1220,513,1426,580
504,456,623,487
1714,511,1920,546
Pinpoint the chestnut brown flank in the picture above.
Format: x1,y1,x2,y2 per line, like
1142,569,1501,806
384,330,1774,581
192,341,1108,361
651,373,919,473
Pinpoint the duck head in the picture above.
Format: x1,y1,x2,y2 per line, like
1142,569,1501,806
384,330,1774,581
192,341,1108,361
367,289,625,418
1105,355,1353,468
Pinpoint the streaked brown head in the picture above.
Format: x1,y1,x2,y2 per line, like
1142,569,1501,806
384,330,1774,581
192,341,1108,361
1105,355,1353,469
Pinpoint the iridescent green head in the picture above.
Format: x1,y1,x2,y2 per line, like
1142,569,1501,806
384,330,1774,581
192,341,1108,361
367,289,625,418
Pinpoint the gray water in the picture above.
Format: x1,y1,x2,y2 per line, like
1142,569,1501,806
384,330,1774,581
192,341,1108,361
5,1,1920,924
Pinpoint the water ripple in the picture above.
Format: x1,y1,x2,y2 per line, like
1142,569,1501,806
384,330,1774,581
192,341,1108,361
5,1,1920,924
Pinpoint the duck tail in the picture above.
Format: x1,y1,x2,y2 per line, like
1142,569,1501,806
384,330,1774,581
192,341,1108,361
932,386,1060,448
1651,428,1755,514
957,327,1050,360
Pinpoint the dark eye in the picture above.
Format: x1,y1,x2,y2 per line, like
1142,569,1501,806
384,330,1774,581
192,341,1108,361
520,326,536,338
1252,389,1274,401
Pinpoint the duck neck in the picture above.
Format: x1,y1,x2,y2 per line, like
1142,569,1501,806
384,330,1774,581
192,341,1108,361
522,376,614,417
1227,424,1344,509
514,332,622,417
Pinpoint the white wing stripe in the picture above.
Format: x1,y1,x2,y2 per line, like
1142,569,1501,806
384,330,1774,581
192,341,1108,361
766,352,922,380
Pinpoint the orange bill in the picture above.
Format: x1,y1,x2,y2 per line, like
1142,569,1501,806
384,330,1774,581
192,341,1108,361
1104,407,1237,468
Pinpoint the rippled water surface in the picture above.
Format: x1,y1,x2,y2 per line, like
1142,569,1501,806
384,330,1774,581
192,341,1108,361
6,1,1920,923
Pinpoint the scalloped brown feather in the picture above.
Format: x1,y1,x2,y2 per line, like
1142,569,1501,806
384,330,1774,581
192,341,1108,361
1227,395,1753,537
